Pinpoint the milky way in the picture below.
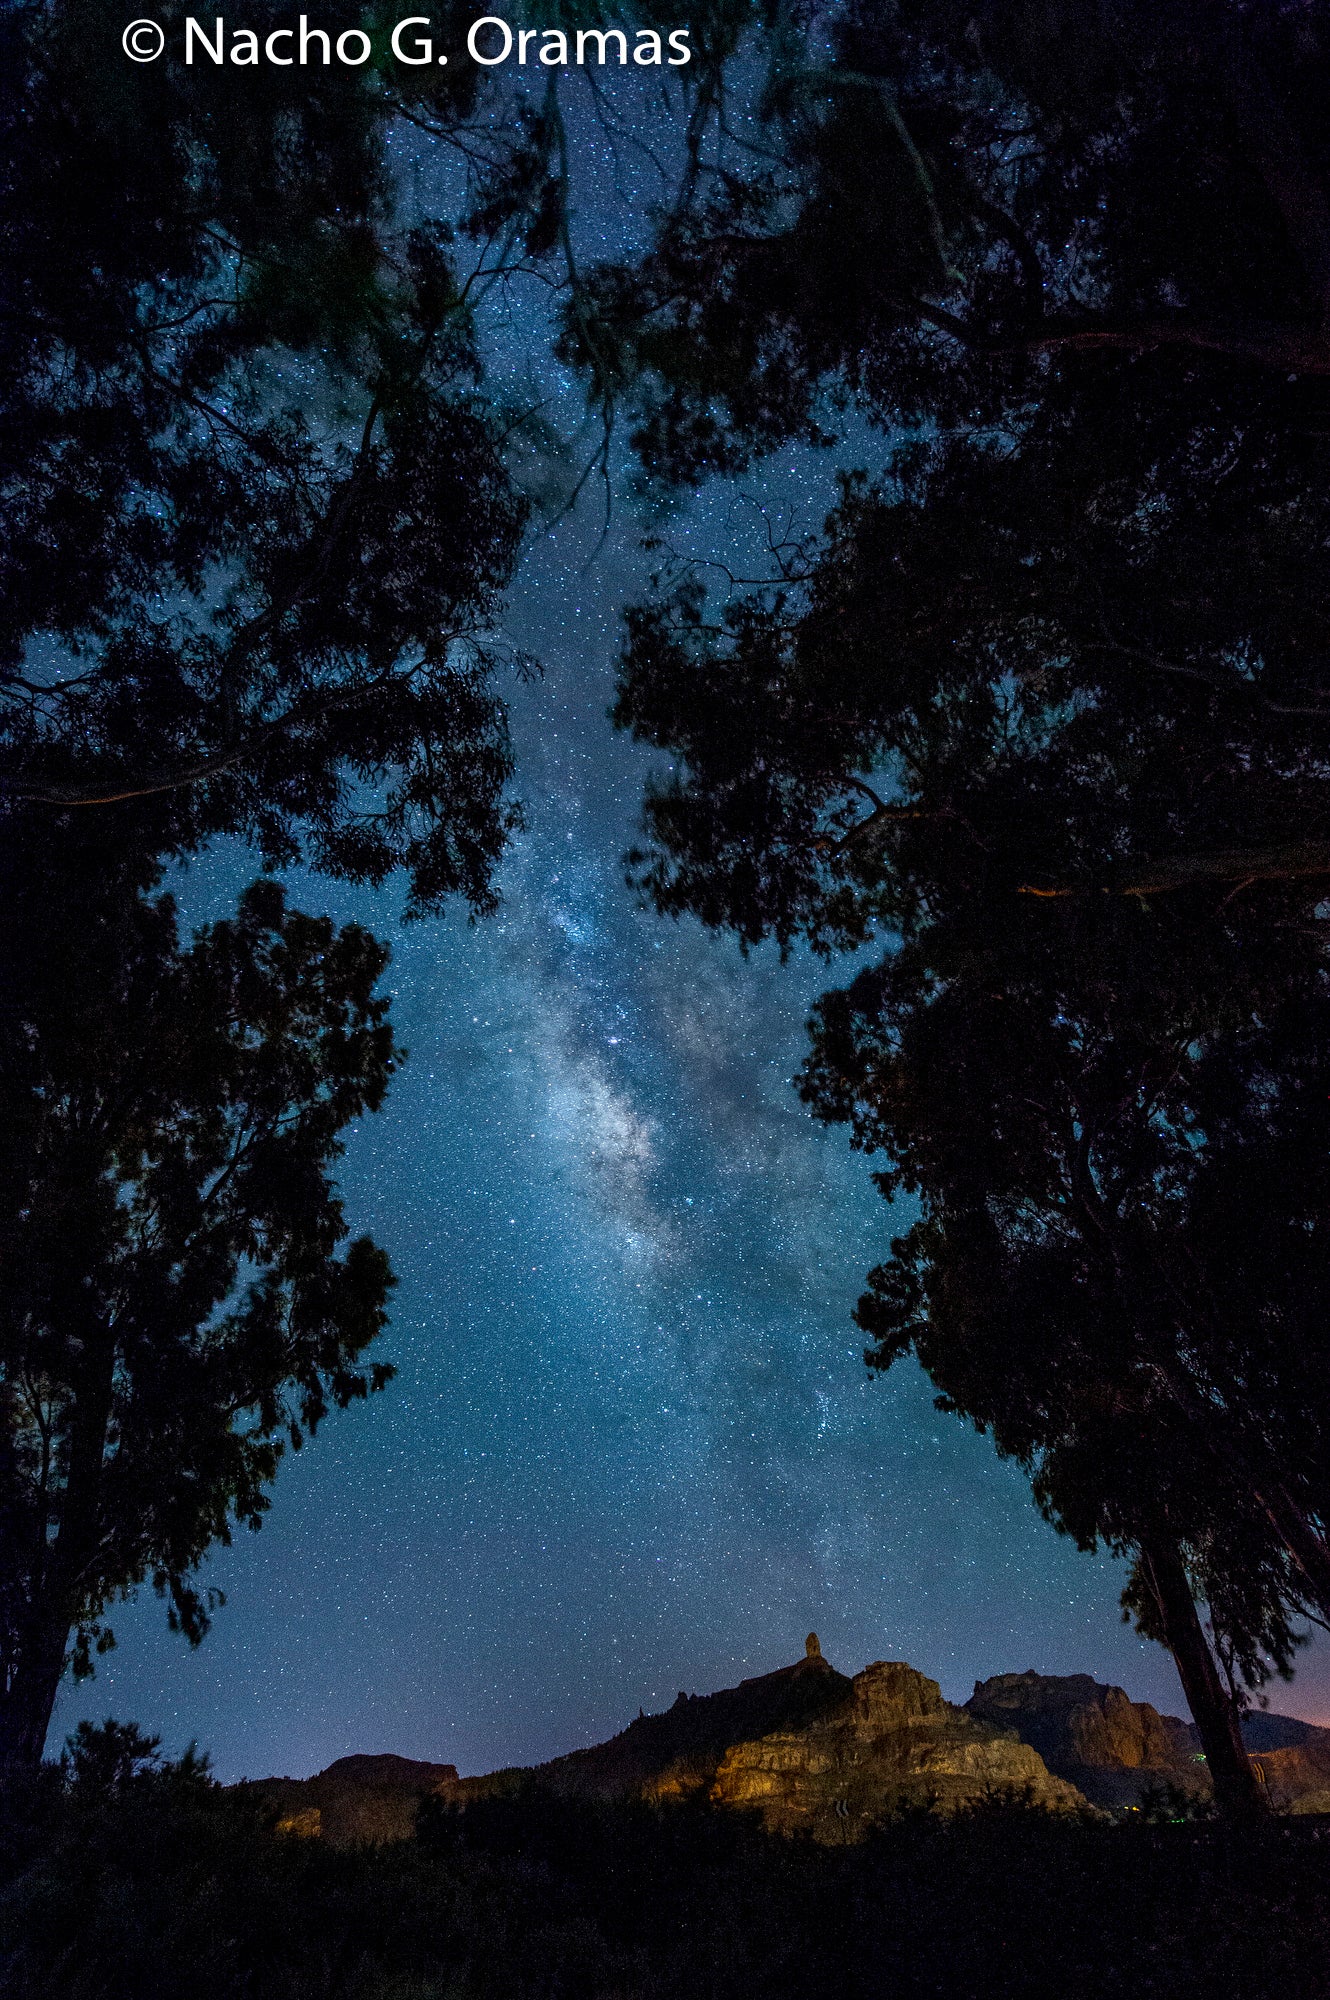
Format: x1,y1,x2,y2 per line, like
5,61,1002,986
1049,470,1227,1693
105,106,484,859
52,71,1330,1778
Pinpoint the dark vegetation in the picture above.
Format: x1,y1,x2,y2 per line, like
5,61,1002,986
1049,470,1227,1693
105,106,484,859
0,828,400,1766
586,0,1330,1813
1,0,529,907
2,1732,1329,1999
0,1,535,1770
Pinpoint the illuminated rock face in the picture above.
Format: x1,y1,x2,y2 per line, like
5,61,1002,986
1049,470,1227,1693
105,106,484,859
458,1648,1086,1838
969,1673,1189,1765
239,1656,1330,1837
964,1669,1330,1811
964,1671,1203,1809
704,1661,1086,1837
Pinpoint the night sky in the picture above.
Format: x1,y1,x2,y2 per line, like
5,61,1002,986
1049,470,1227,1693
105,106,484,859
50,68,1330,1780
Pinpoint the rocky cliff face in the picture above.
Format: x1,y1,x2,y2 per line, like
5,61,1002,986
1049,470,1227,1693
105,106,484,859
1240,1716,1330,1814
235,1656,1330,1843
704,1659,1086,1837
457,1638,1085,1839
965,1672,1203,1809
965,1671,1330,1812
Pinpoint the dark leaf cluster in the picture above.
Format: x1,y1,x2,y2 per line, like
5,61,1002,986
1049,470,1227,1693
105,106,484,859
0,829,399,1765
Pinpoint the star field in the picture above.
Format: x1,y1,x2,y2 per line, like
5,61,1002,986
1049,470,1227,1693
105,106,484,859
51,67,1330,1777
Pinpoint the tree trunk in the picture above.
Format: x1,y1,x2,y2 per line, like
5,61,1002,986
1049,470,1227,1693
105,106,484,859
1137,1538,1269,1818
0,1326,116,1775
0,1619,69,1774
1257,1485,1330,1617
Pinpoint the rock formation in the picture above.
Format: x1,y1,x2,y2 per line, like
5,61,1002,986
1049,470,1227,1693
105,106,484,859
965,1671,1203,1809
1239,1714,1330,1814
234,1654,1330,1844
965,1670,1330,1812
457,1640,1086,1839
239,1751,459,1846
705,1658,1087,1836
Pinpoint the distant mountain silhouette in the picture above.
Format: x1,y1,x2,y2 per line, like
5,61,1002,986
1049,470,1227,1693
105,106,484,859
237,1750,458,1843
1241,1711,1325,1752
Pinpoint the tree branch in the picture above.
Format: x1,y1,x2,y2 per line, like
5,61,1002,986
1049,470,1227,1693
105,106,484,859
1018,842,1330,898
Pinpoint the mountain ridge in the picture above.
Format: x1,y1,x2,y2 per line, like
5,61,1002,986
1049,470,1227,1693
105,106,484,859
236,1643,1330,1841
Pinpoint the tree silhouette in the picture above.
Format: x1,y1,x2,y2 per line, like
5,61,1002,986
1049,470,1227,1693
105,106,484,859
2,1,529,913
0,2,532,1764
604,1,1330,1811
0,831,400,1771
576,1,1330,487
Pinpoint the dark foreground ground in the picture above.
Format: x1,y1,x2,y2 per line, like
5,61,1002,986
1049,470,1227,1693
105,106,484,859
3,1748,1329,1999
